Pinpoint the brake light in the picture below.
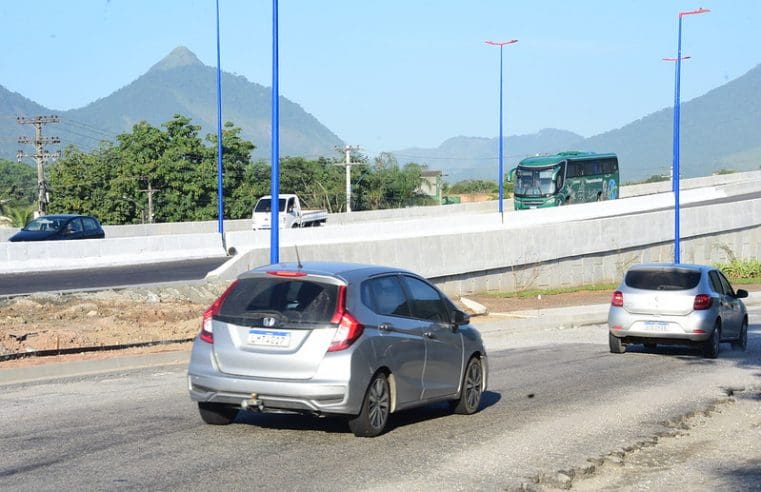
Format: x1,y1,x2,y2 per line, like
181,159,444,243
199,280,239,344
693,294,713,310
328,285,364,352
611,291,624,307
266,270,307,277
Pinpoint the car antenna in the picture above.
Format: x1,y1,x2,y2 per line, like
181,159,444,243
294,244,303,270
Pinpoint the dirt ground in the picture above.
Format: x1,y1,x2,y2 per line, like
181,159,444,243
1,282,758,369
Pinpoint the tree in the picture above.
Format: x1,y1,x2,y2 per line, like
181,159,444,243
447,179,498,195
0,159,36,208
48,115,256,223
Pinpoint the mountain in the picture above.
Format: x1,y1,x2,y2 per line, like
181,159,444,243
394,63,761,183
584,63,761,182
392,129,584,182
0,86,54,157
1,46,343,162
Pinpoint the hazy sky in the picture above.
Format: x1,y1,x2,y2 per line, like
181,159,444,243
1,0,758,156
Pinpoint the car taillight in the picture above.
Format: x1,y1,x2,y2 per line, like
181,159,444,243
611,291,624,307
693,294,713,310
199,280,239,344
328,285,364,352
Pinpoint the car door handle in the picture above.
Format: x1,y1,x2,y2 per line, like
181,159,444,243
378,323,393,332
424,331,435,339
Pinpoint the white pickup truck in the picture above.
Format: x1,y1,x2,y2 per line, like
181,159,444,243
251,194,328,230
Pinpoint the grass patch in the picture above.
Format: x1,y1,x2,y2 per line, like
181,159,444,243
727,277,761,285
485,283,618,299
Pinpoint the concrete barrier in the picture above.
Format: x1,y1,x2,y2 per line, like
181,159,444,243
0,233,226,274
2,171,758,243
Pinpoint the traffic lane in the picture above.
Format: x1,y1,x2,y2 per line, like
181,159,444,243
0,256,229,296
1,321,758,490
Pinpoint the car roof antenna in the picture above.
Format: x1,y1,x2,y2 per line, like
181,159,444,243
294,244,303,270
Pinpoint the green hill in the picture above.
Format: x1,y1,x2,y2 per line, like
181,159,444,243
1,47,343,162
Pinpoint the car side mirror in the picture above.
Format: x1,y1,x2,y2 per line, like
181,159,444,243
452,309,470,328
736,289,748,299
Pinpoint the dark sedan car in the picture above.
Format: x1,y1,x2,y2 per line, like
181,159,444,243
9,214,105,242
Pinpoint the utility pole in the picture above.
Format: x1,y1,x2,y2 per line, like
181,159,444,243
17,116,61,217
139,178,159,223
337,145,360,212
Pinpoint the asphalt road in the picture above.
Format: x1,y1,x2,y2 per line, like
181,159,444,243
2,311,759,491
0,257,229,296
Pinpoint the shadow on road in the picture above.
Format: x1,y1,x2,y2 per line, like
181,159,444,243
619,322,761,371
231,390,501,435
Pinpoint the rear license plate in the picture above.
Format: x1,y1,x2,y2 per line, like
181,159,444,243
248,329,290,347
643,321,670,332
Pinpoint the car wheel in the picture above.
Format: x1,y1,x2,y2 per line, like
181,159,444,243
452,356,484,415
731,319,748,352
702,321,721,359
198,402,239,425
609,332,625,354
348,372,390,437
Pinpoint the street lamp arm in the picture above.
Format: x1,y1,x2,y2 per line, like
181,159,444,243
679,7,710,17
485,39,518,47
662,56,691,61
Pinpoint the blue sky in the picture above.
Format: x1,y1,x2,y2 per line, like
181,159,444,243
1,1,759,155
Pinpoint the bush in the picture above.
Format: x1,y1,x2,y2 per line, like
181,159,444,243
714,259,761,279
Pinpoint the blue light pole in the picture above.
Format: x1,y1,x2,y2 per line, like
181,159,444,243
215,0,224,236
270,0,280,264
485,39,518,218
670,7,709,264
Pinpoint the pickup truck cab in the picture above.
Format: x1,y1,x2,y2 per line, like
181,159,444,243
252,194,328,230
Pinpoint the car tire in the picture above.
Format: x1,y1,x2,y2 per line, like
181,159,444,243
609,332,625,354
702,321,721,359
452,356,484,415
731,319,748,352
198,402,239,425
348,372,390,437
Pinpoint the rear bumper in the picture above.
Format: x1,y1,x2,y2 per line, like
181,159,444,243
187,340,364,416
608,309,715,343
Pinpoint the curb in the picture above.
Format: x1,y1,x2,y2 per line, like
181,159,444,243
0,350,190,386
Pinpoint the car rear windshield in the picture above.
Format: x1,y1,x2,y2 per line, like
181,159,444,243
624,268,701,291
219,277,339,325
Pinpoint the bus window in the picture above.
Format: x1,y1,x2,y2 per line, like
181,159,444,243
566,162,582,178
586,160,601,175
602,158,618,173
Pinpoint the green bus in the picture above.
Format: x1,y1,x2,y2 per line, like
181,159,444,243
509,151,619,210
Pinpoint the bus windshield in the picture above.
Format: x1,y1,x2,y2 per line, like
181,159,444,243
514,166,559,197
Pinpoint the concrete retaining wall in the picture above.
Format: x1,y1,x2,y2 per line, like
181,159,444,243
213,196,761,297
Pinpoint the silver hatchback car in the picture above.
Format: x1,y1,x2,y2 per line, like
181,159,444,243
608,263,748,358
187,262,488,437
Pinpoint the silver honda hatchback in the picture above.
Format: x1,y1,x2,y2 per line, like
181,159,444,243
187,262,488,437
608,263,748,358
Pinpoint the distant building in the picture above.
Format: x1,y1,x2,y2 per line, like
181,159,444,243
419,170,443,203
